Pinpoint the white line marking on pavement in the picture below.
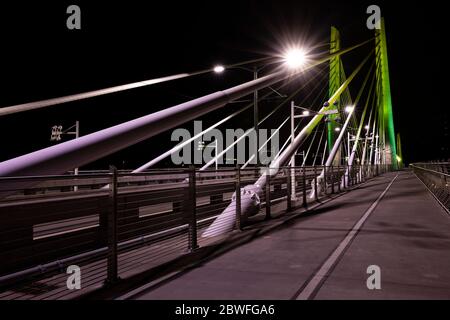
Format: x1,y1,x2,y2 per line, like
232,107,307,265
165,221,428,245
296,174,399,300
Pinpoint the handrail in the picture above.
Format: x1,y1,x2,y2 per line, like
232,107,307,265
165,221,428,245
410,164,450,178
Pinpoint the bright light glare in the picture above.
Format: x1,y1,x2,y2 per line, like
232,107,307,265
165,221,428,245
345,106,354,113
365,125,370,130
335,127,341,132
284,48,307,69
302,110,310,116
213,65,225,73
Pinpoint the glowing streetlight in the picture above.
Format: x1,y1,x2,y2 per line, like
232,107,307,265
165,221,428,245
344,105,354,113
213,65,225,73
284,48,307,69
335,127,341,132
302,110,310,116
365,125,370,130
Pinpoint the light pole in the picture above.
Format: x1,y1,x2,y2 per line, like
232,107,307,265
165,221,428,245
212,48,308,169
253,66,259,166
291,101,296,199
213,64,286,166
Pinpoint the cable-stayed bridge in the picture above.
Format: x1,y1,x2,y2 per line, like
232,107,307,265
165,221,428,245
0,19,449,300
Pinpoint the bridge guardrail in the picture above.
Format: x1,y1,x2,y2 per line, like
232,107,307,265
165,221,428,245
0,164,391,298
411,163,450,213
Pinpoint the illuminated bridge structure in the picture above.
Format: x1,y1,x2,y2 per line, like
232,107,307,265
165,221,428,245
0,19,449,300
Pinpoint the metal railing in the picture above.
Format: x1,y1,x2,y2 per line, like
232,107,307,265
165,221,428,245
0,163,392,298
411,163,450,213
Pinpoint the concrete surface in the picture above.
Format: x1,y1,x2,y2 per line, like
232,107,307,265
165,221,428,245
130,171,450,300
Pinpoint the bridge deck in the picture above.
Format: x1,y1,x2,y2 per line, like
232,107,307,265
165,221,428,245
130,171,450,299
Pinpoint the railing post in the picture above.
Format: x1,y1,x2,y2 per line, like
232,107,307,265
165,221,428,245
323,165,327,195
343,166,347,189
285,168,292,212
235,166,242,230
265,170,271,219
330,165,335,194
314,166,318,201
337,166,341,193
350,166,353,186
302,167,307,208
187,166,198,252
106,165,119,285
356,165,359,184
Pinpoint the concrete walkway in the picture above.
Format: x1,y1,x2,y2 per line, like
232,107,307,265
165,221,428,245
130,171,450,300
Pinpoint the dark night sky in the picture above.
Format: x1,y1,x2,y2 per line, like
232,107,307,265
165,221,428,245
0,0,448,169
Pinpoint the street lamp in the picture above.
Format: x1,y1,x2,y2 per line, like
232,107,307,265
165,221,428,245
291,105,339,118
213,65,225,73
344,105,355,113
283,48,307,69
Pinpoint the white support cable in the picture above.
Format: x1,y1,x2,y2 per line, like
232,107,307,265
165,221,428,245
369,109,378,165
0,74,189,117
321,140,328,166
309,55,375,198
134,65,329,172
307,89,330,166
361,83,376,166
342,68,376,186
201,128,254,170
241,117,289,169
200,67,330,171
301,127,320,166
133,110,239,172
0,57,273,117
312,127,325,166
203,47,376,238
279,117,308,162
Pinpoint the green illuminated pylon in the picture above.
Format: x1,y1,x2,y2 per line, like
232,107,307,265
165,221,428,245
375,18,398,169
328,26,342,165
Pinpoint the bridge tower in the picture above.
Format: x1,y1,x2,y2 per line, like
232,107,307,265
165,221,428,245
375,17,398,169
328,26,342,166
